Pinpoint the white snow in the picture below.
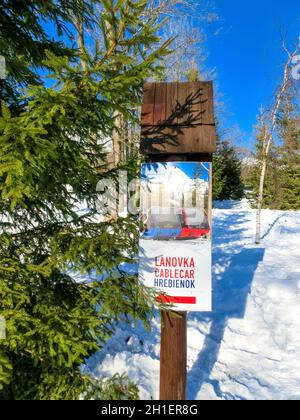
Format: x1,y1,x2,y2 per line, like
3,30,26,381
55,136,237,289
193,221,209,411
85,201,300,400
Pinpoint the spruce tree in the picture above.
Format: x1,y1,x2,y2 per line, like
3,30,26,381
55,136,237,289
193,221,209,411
277,85,300,210
0,1,94,109
247,83,300,210
213,136,244,201
0,0,171,400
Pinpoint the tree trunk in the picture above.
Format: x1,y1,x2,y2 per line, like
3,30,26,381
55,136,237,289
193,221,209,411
255,41,299,244
77,20,87,72
74,1,87,72
105,19,125,166
112,112,124,166
255,156,267,244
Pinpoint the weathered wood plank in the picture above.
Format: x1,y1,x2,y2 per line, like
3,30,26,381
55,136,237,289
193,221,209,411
141,125,217,154
140,81,216,155
141,83,155,125
153,82,167,125
144,153,213,163
176,82,189,126
187,81,203,125
165,82,178,125
175,82,203,126
141,81,215,127
201,82,214,125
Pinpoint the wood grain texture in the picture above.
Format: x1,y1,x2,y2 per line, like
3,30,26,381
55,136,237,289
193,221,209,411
153,82,167,125
141,82,214,127
141,83,155,125
141,125,217,154
140,81,216,155
166,82,178,125
201,82,214,125
160,311,187,400
177,82,203,126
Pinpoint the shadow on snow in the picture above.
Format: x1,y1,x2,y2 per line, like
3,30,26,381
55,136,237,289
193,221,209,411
187,211,265,400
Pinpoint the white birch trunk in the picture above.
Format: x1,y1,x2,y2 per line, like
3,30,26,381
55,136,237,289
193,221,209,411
255,42,300,244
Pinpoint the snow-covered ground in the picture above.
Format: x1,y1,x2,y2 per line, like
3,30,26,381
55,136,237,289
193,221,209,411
85,201,300,400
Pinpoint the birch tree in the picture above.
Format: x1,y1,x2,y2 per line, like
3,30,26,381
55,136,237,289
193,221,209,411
255,40,300,244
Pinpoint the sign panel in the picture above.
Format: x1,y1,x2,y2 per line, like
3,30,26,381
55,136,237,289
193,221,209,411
139,162,212,312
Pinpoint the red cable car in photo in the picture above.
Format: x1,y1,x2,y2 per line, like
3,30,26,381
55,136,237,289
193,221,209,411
177,208,210,240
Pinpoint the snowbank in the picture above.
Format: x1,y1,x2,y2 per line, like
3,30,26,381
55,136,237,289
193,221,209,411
85,203,300,400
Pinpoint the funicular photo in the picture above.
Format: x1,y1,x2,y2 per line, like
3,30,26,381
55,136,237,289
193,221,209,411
141,162,211,241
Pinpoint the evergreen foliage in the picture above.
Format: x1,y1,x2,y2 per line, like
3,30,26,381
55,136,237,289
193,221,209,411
213,137,244,201
0,0,90,109
246,83,300,210
0,0,171,400
276,87,300,210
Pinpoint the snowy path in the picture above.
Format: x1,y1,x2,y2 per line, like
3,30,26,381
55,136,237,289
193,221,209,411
85,203,300,400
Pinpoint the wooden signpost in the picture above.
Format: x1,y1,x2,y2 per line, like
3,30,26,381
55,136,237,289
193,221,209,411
140,82,216,400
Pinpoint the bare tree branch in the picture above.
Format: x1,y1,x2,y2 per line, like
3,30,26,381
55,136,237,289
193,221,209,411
255,39,300,244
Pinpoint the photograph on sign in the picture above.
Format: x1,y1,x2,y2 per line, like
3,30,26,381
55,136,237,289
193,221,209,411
139,162,212,312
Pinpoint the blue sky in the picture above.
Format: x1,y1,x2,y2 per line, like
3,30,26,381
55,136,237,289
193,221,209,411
142,163,210,182
205,0,300,145
176,163,210,182
42,1,300,148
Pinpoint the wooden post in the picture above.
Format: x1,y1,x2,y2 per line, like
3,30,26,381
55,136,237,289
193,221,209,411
140,82,216,401
160,311,187,400
151,153,212,401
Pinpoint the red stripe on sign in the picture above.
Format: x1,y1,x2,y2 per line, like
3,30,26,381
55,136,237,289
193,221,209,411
157,295,196,305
